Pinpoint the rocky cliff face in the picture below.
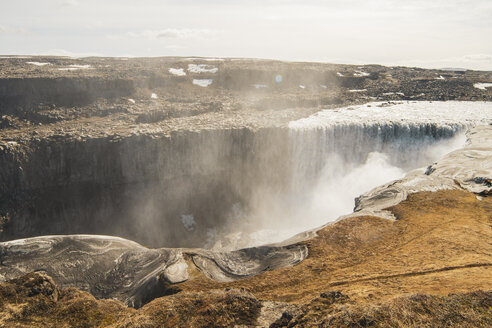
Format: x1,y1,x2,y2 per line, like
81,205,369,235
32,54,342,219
0,77,135,117
1,101,490,249
0,127,291,247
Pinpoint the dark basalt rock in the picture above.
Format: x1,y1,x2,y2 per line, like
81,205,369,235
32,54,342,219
0,234,308,308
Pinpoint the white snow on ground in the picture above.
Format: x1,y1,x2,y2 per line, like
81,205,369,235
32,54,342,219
188,64,218,73
289,101,492,129
436,75,446,80
382,92,405,96
354,70,370,77
337,72,344,77
348,89,367,92
193,79,213,87
299,85,306,89
169,68,186,76
320,85,327,88
253,84,267,89
128,98,136,104
70,64,91,69
474,83,492,90
151,93,158,99
26,62,50,66
58,64,92,71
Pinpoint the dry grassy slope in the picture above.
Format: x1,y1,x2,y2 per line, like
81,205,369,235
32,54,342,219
178,190,492,304
0,190,490,327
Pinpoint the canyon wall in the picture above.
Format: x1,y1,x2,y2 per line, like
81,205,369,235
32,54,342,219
0,117,468,248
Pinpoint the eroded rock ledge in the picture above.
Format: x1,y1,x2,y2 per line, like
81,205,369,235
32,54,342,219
0,234,307,308
352,125,492,220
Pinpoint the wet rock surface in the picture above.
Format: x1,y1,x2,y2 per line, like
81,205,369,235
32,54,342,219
0,234,307,308
353,125,492,219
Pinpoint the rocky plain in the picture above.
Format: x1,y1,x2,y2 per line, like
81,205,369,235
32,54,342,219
0,56,491,327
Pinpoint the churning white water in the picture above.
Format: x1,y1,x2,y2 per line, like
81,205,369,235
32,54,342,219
207,101,492,250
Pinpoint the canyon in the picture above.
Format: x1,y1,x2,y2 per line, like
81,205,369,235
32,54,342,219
0,56,491,327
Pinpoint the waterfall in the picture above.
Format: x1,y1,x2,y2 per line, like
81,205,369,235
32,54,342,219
2,101,490,251
285,122,466,235
211,101,491,250
287,121,465,198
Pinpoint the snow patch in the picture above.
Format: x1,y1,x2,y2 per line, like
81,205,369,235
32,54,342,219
253,84,268,89
151,93,158,99
474,83,492,90
348,89,367,93
383,92,404,96
169,68,186,76
354,71,370,77
336,72,344,77
188,64,218,73
27,61,50,66
58,64,92,71
299,85,306,89
289,101,492,129
193,79,213,87
128,98,136,104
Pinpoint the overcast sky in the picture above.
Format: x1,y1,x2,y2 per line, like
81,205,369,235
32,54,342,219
1,0,491,70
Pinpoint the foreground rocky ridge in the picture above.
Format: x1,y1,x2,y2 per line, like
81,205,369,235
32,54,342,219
0,273,490,327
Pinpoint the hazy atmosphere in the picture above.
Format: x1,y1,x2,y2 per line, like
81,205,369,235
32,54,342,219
1,0,491,70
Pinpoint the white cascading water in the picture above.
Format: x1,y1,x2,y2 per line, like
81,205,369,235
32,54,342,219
208,101,492,250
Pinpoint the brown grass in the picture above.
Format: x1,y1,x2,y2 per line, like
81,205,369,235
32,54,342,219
0,190,490,327
281,290,492,327
179,190,492,304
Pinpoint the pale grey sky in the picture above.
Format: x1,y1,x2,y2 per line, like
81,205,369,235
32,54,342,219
1,0,491,70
